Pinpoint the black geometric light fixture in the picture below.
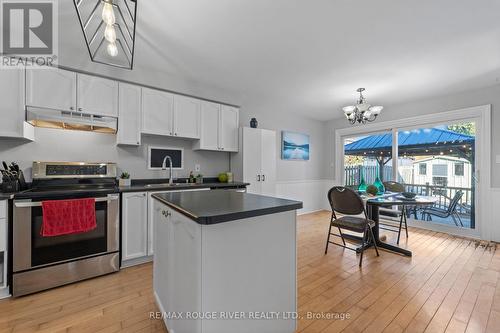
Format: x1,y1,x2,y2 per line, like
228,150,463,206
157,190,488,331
73,0,137,69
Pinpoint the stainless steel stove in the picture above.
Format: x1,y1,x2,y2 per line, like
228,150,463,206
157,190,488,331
11,162,120,297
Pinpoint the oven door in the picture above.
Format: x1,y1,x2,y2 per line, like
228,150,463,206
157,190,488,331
13,194,119,272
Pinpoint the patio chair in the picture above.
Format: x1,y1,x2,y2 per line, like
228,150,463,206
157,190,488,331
325,186,379,267
379,181,408,244
421,191,464,227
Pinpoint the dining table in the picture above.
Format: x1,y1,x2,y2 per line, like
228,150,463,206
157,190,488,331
341,193,438,257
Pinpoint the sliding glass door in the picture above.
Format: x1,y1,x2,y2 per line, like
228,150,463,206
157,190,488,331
395,121,476,229
342,120,477,231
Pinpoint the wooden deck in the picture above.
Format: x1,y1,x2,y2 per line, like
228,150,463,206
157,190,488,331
0,210,498,332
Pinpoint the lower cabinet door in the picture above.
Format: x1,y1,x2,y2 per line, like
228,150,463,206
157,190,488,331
121,192,148,261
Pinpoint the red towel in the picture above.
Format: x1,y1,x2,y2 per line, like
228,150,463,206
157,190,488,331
41,198,97,237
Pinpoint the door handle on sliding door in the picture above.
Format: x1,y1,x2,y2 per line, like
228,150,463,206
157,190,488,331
257,175,261,181
262,174,265,181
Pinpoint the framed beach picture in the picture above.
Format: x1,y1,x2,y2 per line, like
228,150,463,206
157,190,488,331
282,131,310,160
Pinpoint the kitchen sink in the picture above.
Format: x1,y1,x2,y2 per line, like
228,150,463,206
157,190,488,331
144,183,196,188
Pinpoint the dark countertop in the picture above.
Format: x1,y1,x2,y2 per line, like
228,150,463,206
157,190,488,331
152,190,303,225
119,181,249,193
0,193,14,200
1,179,249,200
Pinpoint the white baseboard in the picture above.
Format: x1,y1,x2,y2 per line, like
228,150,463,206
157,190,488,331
154,291,172,333
121,255,153,268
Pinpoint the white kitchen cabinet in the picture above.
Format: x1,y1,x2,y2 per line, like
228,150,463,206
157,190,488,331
193,102,239,152
0,68,34,140
121,192,148,262
231,127,276,196
195,101,220,151
123,188,210,267
26,67,77,112
77,74,118,117
153,204,202,333
141,88,174,136
117,83,142,145
219,105,239,152
173,95,200,139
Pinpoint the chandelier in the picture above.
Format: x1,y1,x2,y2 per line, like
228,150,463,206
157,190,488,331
74,0,137,69
342,88,383,124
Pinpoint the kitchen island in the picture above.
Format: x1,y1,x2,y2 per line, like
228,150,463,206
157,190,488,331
151,190,302,333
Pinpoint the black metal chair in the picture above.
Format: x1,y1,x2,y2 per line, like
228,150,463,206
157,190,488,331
325,186,379,267
421,191,464,227
379,181,408,244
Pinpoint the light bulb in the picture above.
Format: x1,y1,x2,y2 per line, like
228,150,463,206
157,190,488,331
107,42,118,57
104,24,116,43
102,1,115,25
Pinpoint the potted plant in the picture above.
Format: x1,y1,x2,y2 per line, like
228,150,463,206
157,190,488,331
195,174,203,184
119,172,131,187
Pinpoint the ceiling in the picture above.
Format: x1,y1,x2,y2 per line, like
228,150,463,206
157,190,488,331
60,0,500,121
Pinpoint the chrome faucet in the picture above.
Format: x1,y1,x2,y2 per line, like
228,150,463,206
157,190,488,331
161,155,174,185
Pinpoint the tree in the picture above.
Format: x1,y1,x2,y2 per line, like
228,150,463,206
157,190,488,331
447,123,476,136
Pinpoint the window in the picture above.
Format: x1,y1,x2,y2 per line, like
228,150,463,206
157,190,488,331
432,176,448,187
455,163,464,176
432,164,448,177
148,146,183,170
419,163,427,175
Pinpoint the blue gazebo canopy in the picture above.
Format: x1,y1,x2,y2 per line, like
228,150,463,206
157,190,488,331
344,128,475,159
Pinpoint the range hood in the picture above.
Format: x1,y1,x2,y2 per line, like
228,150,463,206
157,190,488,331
26,107,118,134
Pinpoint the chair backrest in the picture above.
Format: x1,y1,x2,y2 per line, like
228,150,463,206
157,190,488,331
383,181,405,193
447,190,464,214
327,186,365,215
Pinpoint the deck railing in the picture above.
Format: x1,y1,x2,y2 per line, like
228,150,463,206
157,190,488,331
344,166,472,216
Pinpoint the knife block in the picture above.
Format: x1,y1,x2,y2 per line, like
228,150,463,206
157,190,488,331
1,180,19,193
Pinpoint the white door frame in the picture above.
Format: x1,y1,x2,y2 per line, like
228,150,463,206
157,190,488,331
334,104,491,239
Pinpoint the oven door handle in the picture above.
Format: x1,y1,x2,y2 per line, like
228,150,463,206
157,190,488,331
14,196,119,208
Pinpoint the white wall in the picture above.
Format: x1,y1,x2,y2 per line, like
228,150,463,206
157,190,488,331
0,128,229,181
239,107,329,213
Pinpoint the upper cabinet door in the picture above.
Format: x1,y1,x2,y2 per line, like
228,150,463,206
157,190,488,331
117,83,141,146
77,74,118,117
26,68,76,112
173,95,200,139
219,105,239,152
141,88,174,136
0,68,33,140
195,101,220,151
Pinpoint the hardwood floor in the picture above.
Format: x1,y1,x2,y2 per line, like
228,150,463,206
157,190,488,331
0,210,498,333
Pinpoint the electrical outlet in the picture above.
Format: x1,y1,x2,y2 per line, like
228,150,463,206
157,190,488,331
195,164,201,172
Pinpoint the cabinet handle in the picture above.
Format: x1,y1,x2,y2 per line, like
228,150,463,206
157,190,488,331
69,107,74,110
78,107,83,111
169,132,172,135
257,175,261,182
262,174,265,181
175,133,178,136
